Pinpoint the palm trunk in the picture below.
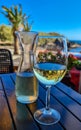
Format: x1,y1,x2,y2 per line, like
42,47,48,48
13,32,19,54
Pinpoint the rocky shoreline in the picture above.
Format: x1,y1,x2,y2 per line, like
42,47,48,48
68,41,81,48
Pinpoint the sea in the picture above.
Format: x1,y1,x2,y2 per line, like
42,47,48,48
70,40,81,44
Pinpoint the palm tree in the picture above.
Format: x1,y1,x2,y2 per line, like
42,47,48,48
1,4,32,54
23,15,33,31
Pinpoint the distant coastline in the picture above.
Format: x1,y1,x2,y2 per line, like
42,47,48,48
69,40,81,48
68,40,81,54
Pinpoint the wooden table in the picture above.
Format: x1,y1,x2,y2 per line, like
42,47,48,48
0,73,81,130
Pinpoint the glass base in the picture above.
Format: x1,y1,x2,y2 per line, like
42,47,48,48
34,108,60,125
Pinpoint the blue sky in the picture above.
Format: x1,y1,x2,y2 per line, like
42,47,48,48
0,0,81,40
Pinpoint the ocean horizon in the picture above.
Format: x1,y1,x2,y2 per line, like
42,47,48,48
69,40,81,44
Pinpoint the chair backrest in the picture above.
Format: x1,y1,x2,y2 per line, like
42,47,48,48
0,49,14,74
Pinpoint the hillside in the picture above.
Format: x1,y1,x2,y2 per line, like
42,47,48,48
39,32,62,36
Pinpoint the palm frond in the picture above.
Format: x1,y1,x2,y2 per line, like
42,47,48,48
24,20,33,31
2,6,15,21
19,4,22,16
14,6,18,17
2,6,9,12
0,11,8,17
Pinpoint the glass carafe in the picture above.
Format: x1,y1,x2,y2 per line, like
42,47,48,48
15,31,38,104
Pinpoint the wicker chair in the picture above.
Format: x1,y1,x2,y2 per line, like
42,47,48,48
0,49,14,74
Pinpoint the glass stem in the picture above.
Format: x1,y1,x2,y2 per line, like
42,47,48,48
46,86,51,110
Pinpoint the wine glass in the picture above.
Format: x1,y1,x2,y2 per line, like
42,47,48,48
33,35,67,125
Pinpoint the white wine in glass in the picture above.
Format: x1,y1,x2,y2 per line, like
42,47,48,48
33,35,67,125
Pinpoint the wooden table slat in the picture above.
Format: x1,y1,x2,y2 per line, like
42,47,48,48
55,82,81,104
39,85,81,130
0,79,14,130
51,87,81,120
39,82,81,120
